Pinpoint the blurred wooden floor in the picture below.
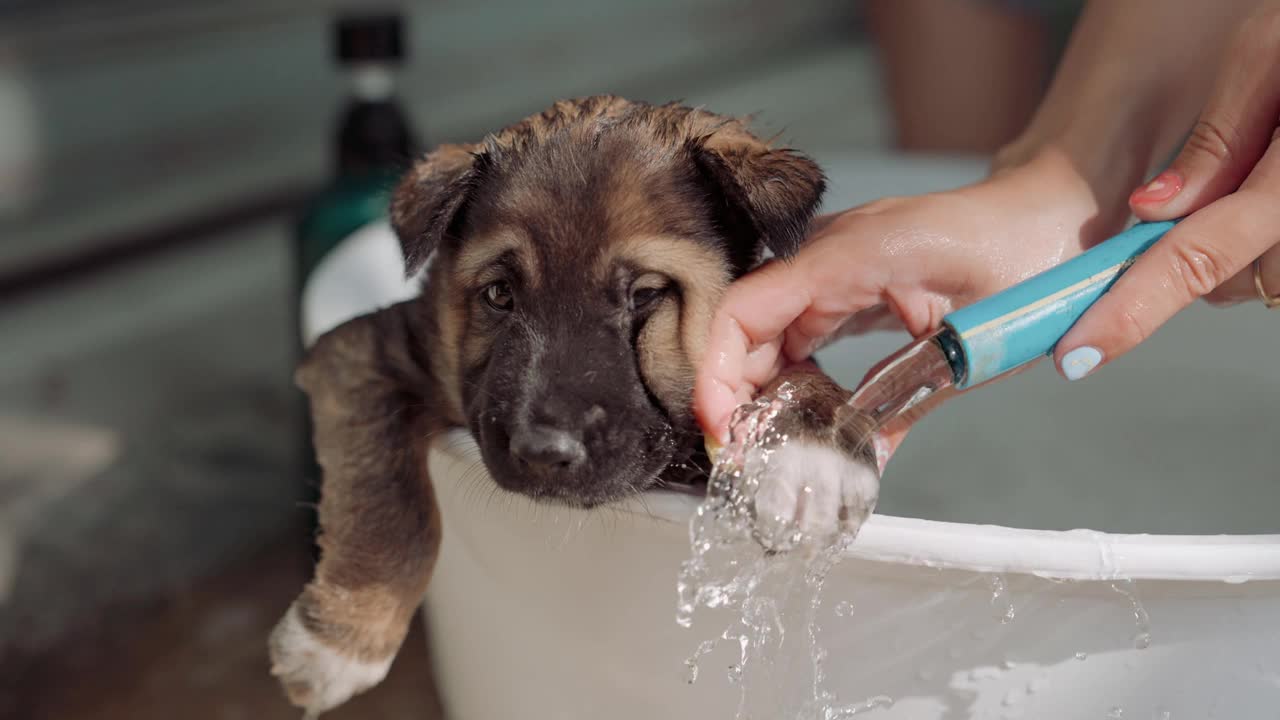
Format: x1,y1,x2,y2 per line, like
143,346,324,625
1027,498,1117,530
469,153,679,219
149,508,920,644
2,527,443,720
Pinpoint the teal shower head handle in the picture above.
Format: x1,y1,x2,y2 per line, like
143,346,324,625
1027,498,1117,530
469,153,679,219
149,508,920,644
938,220,1177,390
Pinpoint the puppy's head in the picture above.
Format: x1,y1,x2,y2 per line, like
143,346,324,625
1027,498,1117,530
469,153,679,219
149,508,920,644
392,96,825,506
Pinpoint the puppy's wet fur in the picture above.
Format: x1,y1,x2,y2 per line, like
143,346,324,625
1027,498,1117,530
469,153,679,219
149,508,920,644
269,96,879,714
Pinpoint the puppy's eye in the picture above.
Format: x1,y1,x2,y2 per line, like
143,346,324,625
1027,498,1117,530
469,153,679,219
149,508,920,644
483,281,514,311
630,284,667,312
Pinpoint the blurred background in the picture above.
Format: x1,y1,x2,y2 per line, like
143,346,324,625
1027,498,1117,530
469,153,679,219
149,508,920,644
0,1,1079,718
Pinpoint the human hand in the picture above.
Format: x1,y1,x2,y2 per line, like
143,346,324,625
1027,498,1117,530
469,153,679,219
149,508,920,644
1054,8,1280,381
693,151,1133,455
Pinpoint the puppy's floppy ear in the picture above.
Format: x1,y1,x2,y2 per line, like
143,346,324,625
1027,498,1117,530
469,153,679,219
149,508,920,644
390,143,485,276
688,129,826,260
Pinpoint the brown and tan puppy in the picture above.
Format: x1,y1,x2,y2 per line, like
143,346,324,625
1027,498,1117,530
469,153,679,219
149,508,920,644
268,96,880,715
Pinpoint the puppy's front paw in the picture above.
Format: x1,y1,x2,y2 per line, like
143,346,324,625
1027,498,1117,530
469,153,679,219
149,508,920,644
269,602,393,716
751,440,879,549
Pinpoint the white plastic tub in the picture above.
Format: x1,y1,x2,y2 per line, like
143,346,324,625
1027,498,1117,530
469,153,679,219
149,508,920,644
303,152,1280,719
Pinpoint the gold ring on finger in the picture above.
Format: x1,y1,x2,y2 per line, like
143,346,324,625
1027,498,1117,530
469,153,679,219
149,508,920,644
1255,257,1280,309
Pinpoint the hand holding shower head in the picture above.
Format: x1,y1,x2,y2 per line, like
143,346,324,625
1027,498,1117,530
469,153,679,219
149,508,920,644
848,220,1178,441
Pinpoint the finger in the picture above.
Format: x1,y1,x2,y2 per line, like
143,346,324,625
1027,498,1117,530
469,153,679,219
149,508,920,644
1205,241,1280,305
781,302,887,361
863,355,1039,466
1130,11,1280,220
867,384,960,471
837,304,908,336
1056,138,1280,380
872,426,909,473
779,251,889,360
694,261,812,441
786,304,908,360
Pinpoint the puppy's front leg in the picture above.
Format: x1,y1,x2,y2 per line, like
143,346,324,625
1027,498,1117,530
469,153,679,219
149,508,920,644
269,301,444,715
746,363,881,544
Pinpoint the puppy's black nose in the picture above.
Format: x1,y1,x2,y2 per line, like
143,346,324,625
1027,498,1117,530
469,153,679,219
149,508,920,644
510,424,587,469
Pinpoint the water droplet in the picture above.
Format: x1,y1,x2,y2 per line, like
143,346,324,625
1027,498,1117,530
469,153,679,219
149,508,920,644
1074,651,1088,661
1153,708,1171,720
989,574,1016,624
828,695,895,718
1002,660,1018,670
834,600,854,617
1111,579,1152,650
1106,706,1124,719
683,640,716,685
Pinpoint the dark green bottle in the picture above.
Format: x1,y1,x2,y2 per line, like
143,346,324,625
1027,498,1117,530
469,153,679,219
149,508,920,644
292,12,420,550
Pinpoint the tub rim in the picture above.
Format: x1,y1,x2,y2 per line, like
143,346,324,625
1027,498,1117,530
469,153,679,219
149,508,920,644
431,430,1280,584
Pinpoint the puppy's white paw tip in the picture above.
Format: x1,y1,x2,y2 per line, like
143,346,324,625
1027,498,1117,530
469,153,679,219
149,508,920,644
269,605,392,715
754,441,879,541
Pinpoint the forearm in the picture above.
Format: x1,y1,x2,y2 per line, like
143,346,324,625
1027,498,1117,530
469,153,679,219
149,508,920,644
996,0,1268,227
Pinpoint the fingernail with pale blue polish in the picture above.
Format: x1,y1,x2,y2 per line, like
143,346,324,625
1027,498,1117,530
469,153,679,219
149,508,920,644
1061,346,1102,381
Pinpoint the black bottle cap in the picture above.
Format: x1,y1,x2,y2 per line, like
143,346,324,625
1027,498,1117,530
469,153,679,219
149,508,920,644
335,12,405,64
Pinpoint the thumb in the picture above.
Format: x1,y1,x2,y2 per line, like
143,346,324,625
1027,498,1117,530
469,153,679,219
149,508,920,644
1130,11,1280,220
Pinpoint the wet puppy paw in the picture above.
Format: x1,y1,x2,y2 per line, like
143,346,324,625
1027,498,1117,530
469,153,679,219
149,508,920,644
717,368,882,551
268,603,394,717
751,439,880,548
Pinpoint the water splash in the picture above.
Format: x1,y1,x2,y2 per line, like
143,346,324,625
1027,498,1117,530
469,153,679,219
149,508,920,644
676,386,879,720
989,574,1016,624
834,601,855,618
1106,706,1124,719
675,392,789,628
684,639,716,684
1074,651,1088,661
1110,578,1152,649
